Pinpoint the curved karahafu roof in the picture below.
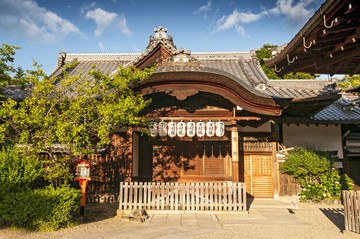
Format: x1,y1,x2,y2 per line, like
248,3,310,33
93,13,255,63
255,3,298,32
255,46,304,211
265,0,360,76
50,26,340,116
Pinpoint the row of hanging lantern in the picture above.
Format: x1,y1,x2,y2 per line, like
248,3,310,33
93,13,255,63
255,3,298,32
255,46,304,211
149,120,225,138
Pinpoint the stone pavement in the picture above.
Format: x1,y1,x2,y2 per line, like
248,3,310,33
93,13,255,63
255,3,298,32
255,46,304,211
70,213,222,239
219,198,309,226
69,199,310,239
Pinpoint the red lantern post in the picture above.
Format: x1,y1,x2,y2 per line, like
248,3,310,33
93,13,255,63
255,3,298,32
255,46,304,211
75,160,91,216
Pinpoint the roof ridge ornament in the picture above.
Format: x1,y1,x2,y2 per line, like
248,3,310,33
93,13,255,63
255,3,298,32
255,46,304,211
160,47,200,66
154,26,167,39
147,26,176,50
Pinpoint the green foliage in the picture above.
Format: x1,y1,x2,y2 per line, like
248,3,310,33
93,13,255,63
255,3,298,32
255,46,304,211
0,185,81,231
0,147,43,193
0,44,154,231
280,147,353,202
299,170,354,202
0,148,81,231
43,156,74,188
0,62,154,156
280,147,331,181
0,44,27,100
337,75,360,89
256,44,317,79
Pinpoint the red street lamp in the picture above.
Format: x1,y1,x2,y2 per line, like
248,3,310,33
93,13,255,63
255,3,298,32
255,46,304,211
75,160,91,216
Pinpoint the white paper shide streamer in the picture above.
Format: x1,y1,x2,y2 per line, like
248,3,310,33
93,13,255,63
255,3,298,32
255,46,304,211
206,120,215,137
149,121,158,137
215,121,225,137
186,121,196,138
158,121,168,137
177,121,186,138
168,121,177,138
196,121,205,137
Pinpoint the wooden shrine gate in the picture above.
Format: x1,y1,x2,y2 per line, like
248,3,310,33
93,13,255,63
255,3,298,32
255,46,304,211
240,141,276,198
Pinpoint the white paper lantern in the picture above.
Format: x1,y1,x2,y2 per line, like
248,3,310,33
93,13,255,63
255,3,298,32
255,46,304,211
186,121,196,138
158,121,168,137
149,121,158,137
168,121,177,138
206,120,215,137
196,121,205,137
215,121,225,137
177,121,186,138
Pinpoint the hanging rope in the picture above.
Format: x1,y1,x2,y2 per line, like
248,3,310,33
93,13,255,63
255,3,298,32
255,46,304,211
287,54,295,65
320,8,337,29
303,36,313,49
274,65,281,73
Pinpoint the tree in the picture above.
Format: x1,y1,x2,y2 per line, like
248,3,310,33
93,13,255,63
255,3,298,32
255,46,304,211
256,44,317,79
0,44,26,100
0,45,154,160
0,45,155,230
337,75,360,89
0,65,153,158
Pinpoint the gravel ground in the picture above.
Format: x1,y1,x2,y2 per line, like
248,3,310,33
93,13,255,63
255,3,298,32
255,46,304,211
197,203,357,239
0,202,358,239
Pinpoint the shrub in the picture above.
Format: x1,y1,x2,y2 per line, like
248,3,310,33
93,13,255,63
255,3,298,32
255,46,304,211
0,147,43,193
0,185,81,231
280,147,331,182
281,147,353,202
299,170,354,202
0,147,82,231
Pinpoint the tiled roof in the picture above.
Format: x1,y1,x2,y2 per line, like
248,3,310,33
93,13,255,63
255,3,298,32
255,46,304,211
311,98,360,122
50,27,339,101
3,85,29,101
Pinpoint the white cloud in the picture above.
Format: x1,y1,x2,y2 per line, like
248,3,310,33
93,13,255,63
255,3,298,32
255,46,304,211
214,0,321,35
194,1,212,18
85,8,131,37
215,9,264,32
269,0,321,28
235,25,246,37
80,2,97,15
0,0,82,43
98,41,105,51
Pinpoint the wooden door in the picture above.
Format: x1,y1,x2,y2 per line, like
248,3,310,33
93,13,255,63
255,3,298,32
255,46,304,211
151,141,231,182
243,154,274,198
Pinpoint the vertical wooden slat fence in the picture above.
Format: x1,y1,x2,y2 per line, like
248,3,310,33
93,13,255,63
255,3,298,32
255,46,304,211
119,182,247,211
343,190,360,234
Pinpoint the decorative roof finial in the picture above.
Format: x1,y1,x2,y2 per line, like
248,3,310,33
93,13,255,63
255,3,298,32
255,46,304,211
154,26,167,39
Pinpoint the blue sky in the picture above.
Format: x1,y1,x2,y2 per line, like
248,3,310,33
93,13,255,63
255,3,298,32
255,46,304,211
0,0,324,74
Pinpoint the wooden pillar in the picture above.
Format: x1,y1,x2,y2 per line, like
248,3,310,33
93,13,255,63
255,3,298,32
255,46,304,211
272,142,280,199
341,126,350,175
272,122,280,199
132,133,139,180
125,127,133,182
231,120,239,182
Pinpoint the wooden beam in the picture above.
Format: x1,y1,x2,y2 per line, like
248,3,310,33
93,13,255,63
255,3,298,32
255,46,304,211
152,116,261,121
278,44,360,75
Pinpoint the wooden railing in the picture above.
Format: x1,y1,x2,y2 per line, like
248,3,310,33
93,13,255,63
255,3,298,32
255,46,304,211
343,191,360,234
241,141,273,152
118,182,247,211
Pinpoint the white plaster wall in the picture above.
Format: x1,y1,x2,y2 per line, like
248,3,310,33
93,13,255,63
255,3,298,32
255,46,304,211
282,124,343,158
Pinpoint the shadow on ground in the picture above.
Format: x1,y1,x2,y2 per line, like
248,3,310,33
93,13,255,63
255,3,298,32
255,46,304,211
320,207,345,232
74,203,119,223
246,195,254,210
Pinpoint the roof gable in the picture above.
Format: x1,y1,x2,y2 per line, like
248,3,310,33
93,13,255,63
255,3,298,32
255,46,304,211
124,26,177,70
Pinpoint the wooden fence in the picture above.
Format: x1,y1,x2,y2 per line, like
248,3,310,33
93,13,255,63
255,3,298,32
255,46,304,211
343,190,360,234
119,182,247,211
